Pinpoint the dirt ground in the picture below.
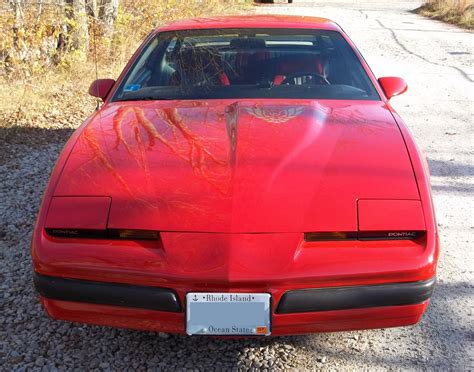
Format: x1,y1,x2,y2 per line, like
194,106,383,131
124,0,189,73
0,0,472,370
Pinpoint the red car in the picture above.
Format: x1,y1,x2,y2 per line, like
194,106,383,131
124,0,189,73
32,15,439,336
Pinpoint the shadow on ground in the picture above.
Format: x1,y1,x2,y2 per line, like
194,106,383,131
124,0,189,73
427,157,473,195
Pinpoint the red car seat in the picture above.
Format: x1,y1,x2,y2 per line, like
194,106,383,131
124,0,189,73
230,38,269,84
273,54,326,85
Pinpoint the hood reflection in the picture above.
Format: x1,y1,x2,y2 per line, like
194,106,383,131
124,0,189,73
55,99,419,233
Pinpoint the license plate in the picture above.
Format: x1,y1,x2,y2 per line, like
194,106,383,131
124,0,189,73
186,293,271,336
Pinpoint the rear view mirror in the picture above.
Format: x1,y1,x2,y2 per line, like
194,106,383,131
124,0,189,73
88,79,116,101
378,77,408,100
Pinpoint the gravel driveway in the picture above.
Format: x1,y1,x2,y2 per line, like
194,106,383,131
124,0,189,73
1,0,472,370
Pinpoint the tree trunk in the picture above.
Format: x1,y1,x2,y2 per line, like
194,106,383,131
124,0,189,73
86,0,98,18
11,0,23,29
99,0,119,38
66,0,89,54
9,0,24,49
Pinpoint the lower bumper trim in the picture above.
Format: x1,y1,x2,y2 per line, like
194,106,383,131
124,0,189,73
276,277,436,314
33,272,181,313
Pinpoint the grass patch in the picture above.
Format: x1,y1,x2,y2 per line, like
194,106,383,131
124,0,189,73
416,0,474,29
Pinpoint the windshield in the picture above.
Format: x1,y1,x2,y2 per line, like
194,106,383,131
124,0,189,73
112,28,379,101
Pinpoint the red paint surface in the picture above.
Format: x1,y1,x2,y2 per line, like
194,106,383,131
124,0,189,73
157,15,336,33
31,15,439,335
358,199,426,231
88,79,115,101
45,196,111,230
41,297,429,335
378,77,408,99
51,99,420,233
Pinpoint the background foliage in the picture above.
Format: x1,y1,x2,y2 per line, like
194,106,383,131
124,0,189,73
0,0,251,126
416,0,473,28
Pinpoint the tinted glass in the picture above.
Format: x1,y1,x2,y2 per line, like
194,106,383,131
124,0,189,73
113,28,379,101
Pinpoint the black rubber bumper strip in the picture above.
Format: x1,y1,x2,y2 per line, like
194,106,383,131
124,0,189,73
33,272,181,312
276,277,436,314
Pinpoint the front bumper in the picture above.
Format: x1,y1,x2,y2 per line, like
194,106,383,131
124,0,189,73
34,272,436,335
276,277,436,313
32,230,438,335
33,273,181,312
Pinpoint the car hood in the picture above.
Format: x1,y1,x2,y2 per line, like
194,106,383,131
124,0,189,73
54,99,419,233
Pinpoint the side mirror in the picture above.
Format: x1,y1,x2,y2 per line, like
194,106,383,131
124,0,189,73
378,77,407,100
88,79,115,101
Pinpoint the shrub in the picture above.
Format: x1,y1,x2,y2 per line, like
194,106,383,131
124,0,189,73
417,0,473,28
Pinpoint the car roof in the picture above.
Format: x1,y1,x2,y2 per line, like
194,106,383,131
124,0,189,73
157,15,341,32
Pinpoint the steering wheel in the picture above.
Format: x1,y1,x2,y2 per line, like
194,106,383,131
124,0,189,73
281,73,330,86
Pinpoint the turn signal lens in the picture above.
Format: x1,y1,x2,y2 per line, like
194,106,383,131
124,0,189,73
46,228,160,240
304,232,357,241
117,229,159,240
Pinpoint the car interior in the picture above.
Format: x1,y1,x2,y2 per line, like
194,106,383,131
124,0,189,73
116,30,379,100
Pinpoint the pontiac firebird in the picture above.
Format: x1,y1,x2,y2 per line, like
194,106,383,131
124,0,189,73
32,15,439,336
